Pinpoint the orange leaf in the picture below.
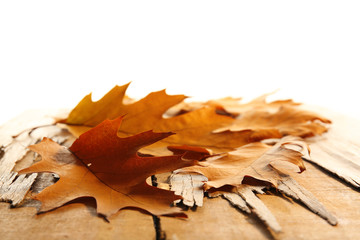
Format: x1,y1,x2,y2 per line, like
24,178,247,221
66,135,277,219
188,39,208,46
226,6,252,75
60,83,282,154
176,136,309,191
169,94,331,138
61,83,186,128
214,105,331,138
19,117,197,218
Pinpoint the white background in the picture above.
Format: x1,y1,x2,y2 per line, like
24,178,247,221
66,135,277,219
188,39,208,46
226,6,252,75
1,1,359,125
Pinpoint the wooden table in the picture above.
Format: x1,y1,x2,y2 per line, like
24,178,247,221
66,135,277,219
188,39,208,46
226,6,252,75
1,108,360,240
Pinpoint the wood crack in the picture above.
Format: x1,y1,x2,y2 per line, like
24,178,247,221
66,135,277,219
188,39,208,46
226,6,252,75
151,175,167,240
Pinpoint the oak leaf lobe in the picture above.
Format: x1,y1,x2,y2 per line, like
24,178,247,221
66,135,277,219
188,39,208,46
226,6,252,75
19,117,197,218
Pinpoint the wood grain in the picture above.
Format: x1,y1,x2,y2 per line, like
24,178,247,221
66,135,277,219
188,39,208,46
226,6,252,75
0,110,156,240
0,202,155,240
161,197,273,240
160,160,360,240
1,108,360,239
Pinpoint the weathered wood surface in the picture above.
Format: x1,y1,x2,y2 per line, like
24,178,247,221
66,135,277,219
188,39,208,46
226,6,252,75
159,108,360,239
161,160,360,240
169,136,339,235
0,110,56,206
170,173,207,207
0,108,360,239
0,110,156,240
0,202,155,240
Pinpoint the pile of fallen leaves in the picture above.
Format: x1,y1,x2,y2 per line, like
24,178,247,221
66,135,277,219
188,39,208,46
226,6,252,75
19,83,335,233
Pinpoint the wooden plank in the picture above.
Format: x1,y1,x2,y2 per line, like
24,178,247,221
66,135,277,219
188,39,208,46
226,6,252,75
2,107,360,239
0,110,64,206
159,108,360,239
170,173,207,207
0,109,63,147
160,196,273,240
160,160,360,240
262,160,360,240
0,110,156,240
0,202,155,240
297,105,360,191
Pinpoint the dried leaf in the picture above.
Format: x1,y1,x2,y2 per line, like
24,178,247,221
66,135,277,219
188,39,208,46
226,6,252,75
179,136,307,190
166,94,298,117
215,105,331,138
19,117,197,218
60,84,283,154
168,94,330,138
61,83,185,128
175,136,337,232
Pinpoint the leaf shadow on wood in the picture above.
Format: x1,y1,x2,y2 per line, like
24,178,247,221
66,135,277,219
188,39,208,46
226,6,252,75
29,196,164,224
173,201,198,212
31,197,104,220
264,188,294,205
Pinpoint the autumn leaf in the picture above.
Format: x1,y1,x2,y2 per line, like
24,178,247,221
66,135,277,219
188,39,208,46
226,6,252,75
172,136,337,232
3,83,341,238
214,105,331,138
164,96,243,118
58,84,331,157
60,83,186,128
165,93,297,117
19,117,198,218
59,83,282,154
175,136,308,191
168,93,331,138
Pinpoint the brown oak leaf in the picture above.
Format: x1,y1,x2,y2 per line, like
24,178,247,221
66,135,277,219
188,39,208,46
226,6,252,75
19,117,198,218
167,93,331,138
165,93,298,117
172,137,337,232
59,83,282,154
176,136,309,191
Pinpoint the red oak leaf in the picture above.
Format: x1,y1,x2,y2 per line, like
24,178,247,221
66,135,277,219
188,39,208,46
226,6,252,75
19,117,197,218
